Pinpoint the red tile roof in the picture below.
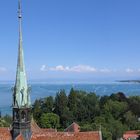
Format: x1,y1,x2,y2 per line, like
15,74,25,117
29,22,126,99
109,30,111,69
31,131,100,140
0,128,101,140
64,122,80,133
16,134,24,140
123,130,140,140
0,128,11,140
0,122,101,140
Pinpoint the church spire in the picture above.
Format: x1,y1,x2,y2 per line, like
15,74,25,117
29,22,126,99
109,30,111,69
14,0,31,108
12,1,32,139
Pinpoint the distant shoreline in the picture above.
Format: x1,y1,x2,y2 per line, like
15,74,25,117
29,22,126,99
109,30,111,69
117,80,140,83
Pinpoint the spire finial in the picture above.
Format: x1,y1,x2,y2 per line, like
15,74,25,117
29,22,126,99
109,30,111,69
18,0,22,18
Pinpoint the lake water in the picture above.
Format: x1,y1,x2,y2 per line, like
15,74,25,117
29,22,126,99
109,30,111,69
0,82,140,115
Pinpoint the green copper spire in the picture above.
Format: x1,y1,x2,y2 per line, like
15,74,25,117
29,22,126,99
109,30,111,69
12,1,32,139
13,0,31,108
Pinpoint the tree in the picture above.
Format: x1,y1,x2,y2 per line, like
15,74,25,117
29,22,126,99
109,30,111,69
102,127,112,140
100,95,110,109
128,96,140,116
0,118,7,127
0,115,12,127
83,93,100,121
60,107,73,128
103,100,128,119
54,90,72,128
109,119,126,140
74,91,87,122
68,88,77,112
42,96,54,113
123,111,136,128
80,124,93,132
54,90,68,116
32,99,42,122
3,115,12,126
110,92,127,102
40,113,60,129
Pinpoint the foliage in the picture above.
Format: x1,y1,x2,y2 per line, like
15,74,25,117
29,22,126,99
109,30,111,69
32,89,140,140
40,113,60,129
0,115,12,127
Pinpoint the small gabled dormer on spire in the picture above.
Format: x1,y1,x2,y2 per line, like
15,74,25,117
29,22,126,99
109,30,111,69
13,0,31,108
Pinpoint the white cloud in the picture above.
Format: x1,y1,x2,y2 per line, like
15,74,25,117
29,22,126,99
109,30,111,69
68,65,97,72
125,68,134,73
40,65,47,71
50,65,66,71
40,65,140,75
99,68,111,73
51,65,97,73
41,65,97,73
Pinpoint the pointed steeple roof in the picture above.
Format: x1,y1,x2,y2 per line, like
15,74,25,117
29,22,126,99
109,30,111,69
16,0,26,79
17,0,24,72
14,0,31,108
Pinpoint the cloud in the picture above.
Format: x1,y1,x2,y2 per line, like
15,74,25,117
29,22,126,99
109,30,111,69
69,65,97,72
50,65,97,73
41,65,97,72
40,65,140,75
0,67,7,72
50,65,66,71
125,68,134,73
40,65,108,73
99,68,111,73
40,65,48,71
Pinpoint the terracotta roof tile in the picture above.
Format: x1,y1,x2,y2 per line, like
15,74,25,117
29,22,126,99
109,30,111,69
31,131,100,140
0,128,11,140
16,134,24,140
0,121,101,140
65,122,80,133
123,130,140,140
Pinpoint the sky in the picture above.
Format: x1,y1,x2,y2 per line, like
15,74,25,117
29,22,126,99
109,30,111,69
0,0,140,82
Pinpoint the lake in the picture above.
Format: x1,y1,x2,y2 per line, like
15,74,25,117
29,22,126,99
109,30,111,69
0,82,140,115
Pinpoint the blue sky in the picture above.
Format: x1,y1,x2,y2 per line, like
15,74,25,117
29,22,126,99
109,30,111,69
0,0,140,81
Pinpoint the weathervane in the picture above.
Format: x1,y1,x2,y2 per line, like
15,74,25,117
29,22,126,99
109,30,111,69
18,0,22,19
